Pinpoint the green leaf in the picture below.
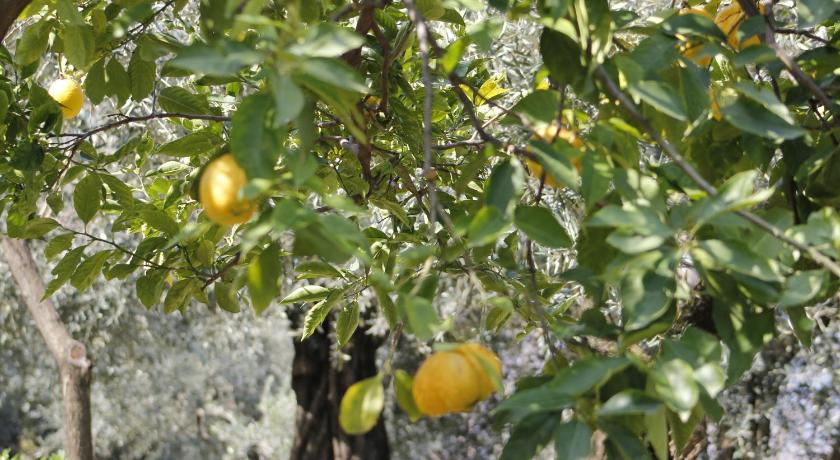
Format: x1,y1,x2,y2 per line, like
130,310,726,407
70,250,112,293
280,285,331,304
215,282,241,313
45,233,75,260
778,270,827,309
553,420,593,460
232,93,282,179
128,50,155,101
73,174,103,224
288,23,364,57
164,278,198,313
597,390,662,417
136,271,165,308
528,139,580,190
394,369,422,422
168,41,265,77
339,375,385,435
601,421,652,460
298,58,368,94
651,359,698,417
645,406,669,460
513,90,560,124
539,28,584,89
787,306,815,348
798,0,840,27
621,271,673,330
105,58,131,104
335,301,360,348
514,205,572,248
62,24,95,68
157,130,224,157
85,59,106,104
720,95,805,140
19,217,59,239
467,206,511,248
401,295,440,341
268,73,304,126
140,209,179,236
302,289,344,339
248,243,282,314
44,247,86,298
56,0,84,24
500,413,558,460
692,239,783,283
16,20,51,65
158,86,212,114
630,80,687,121
485,159,524,216
550,357,631,396
295,261,343,279
494,386,575,424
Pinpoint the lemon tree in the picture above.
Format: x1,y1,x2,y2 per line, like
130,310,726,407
1,0,840,458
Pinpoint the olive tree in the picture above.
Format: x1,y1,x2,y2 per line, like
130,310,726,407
0,0,839,459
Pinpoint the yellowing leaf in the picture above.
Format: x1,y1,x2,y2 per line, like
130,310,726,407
339,375,385,435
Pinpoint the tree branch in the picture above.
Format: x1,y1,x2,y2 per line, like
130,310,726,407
0,237,93,460
0,0,33,42
594,65,840,279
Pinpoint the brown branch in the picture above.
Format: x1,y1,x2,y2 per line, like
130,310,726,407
595,65,840,279
0,0,33,42
751,0,838,115
773,28,831,45
0,237,93,460
202,252,241,288
52,112,232,148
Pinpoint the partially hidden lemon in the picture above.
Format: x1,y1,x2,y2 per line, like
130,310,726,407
526,125,584,188
715,1,764,50
676,8,715,67
412,343,501,417
198,154,256,226
48,79,85,119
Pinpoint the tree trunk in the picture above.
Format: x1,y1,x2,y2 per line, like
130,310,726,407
0,238,94,460
289,313,389,460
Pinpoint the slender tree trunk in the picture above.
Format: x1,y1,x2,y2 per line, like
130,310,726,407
289,313,390,460
1,238,94,460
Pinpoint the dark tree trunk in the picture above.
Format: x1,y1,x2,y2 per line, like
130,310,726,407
289,313,389,460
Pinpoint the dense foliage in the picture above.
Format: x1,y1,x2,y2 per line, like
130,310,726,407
1,0,839,457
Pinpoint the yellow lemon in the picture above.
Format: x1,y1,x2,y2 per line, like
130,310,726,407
677,8,715,67
715,1,764,50
455,343,502,400
412,344,502,416
48,79,85,119
198,154,256,226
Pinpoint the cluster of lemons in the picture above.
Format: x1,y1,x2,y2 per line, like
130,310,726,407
677,1,765,67
47,78,255,227
412,343,502,416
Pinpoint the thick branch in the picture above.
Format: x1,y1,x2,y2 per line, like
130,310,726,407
1,237,93,460
594,65,840,279
0,0,33,42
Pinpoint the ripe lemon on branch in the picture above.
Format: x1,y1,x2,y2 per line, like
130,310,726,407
48,78,84,119
198,154,256,226
525,124,584,188
412,343,502,416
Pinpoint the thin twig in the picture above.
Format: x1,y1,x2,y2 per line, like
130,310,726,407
202,252,241,288
595,65,840,279
404,0,438,236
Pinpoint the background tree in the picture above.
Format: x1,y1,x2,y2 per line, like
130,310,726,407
1,0,839,459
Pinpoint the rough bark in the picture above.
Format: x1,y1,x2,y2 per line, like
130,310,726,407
289,313,389,460
0,0,33,42
0,237,93,460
